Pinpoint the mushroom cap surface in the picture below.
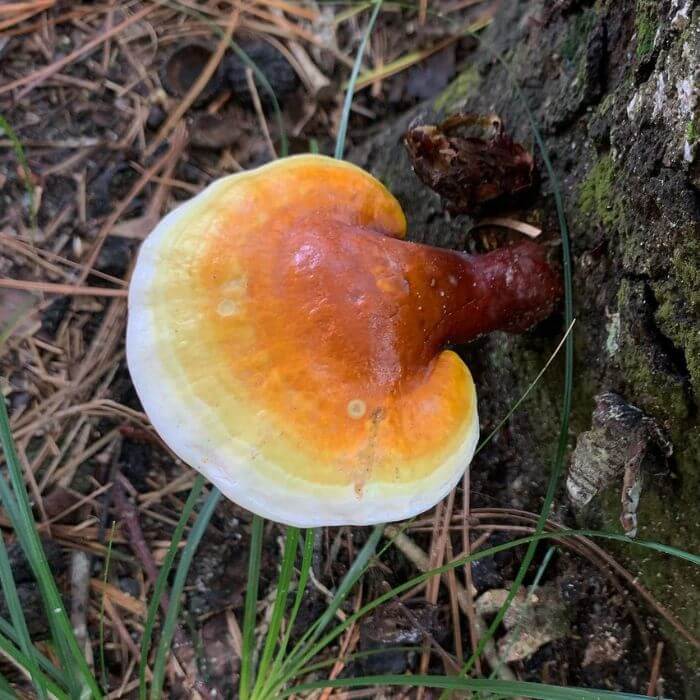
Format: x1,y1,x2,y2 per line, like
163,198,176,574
127,155,478,526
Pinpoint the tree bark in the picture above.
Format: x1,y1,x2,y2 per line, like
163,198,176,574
354,0,699,691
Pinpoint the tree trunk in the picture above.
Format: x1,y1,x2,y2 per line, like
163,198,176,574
354,0,699,691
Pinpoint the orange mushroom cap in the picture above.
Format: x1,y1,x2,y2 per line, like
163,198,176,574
127,155,560,526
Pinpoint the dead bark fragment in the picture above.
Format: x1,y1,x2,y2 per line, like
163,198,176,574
403,113,536,215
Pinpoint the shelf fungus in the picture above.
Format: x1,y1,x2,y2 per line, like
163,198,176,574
127,155,561,526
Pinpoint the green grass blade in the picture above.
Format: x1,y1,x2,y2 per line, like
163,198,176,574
278,528,314,662
0,674,16,699
334,0,383,160
287,674,653,699
251,527,300,697
490,545,556,680
0,398,102,698
311,524,384,639
329,3,577,682
256,527,316,698
0,431,78,697
0,530,46,699
333,1,373,26
298,645,422,675
258,528,316,698
139,474,206,700
149,487,221,699
579,531,700,565
0,631,68,699
0,618,66,686
287,534,531,678
280,524,384,682
476,320,575,455
285,527,699,680
240,515,265,700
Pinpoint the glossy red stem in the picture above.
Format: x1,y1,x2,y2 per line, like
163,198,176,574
438,242,562,343
392,237,563,359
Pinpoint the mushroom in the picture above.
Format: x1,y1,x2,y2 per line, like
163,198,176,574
127,155,561,526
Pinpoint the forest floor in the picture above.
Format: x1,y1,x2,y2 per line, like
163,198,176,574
0,1,696,698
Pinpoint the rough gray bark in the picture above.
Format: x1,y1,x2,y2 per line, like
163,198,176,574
354,0,699,688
